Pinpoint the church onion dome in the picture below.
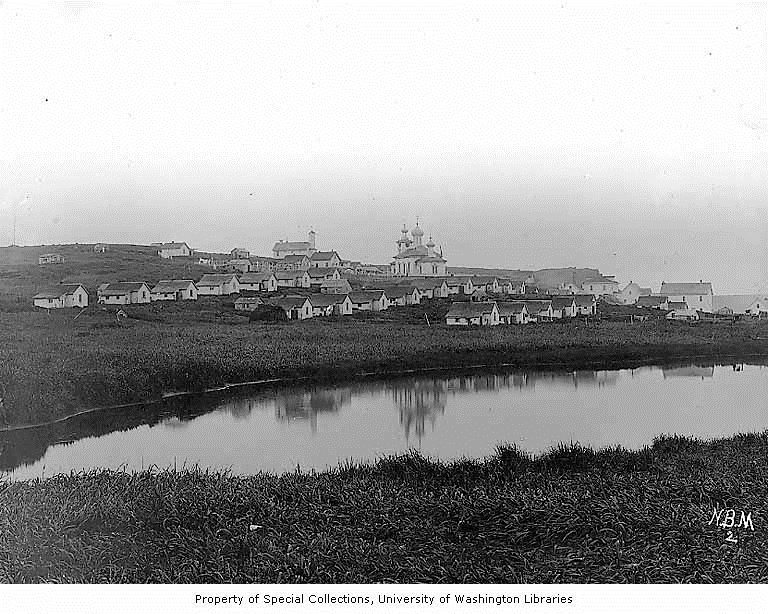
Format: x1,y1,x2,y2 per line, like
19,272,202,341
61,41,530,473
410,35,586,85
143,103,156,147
401,224,409,235
426,236,435,248
411,224,424,237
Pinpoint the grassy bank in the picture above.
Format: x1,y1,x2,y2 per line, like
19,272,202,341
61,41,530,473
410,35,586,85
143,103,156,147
2,433,767,582
1,309,768,426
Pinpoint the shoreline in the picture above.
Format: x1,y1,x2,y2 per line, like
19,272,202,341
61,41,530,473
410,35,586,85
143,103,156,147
1,348,765,433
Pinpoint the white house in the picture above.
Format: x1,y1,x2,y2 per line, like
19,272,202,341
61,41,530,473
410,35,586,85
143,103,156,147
309,250,341,269
523,299,554,322
154,242,191,259
445,277,474,296
412,278,449,299
497,302,528,324
472,276,501,296
386,285,421,306
309,293,353,316
615,282,644,305
581,276,620,296
445,301,500,326
227,258,252,274
274,270,311,288
660,281,713,313
272,231,317,258
666,308,700,321
98,282,152,305
499,279,526,295
551,296,577,319
320,279,353,294
349,290,389,311
197,274,240,296
275,254,312,271
234,296,263,311
238,272,278,292
150,280,198,301
267,296,313,320
574,294,597,316
637,295,669,310
230,247,250,259
38,253,64,265
307,267,341,287
33,284,88,309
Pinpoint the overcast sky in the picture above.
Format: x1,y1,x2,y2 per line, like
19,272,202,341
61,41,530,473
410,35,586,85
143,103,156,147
1,1,766,292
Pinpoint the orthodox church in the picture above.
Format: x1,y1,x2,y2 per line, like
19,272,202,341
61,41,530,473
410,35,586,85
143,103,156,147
390,221,448,277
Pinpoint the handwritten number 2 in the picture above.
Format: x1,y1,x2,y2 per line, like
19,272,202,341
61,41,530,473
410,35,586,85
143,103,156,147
726,531,738,543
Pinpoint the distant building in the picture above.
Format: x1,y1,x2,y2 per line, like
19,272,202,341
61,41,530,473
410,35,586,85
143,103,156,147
239,272,278,293
522,299,554,322
97,282,151,305
249,256,279,272
713,295,768,316
307,267,341,287
637,295,668,310
273,231,317,258
33,284,88,309
153,242,191,259
230,248,250,259
445,277,474,296
349,290,389,311
150,280,198,301
615,282,644,305
266,296,313,320
498,302,529,325
574,294,597,316
38,253,64,265
660,281,713,313
581,276,619,296
274,254,312,271
234,296,264,312
320,279,352,294
309,294,353,317
551,296,577,319
227,258,252,274
274,270,311,288
445,302,500,326
93,243,109,253
310,250,341,269
385,285,421,306
391,222,447,277
666,308,700,321
197,274,240,296
411,278,449,299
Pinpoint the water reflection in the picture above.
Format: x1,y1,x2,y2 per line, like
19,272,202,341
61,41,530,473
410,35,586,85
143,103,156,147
3,361,768,478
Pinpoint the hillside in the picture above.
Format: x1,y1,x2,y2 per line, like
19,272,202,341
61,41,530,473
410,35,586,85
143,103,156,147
0,244,211,309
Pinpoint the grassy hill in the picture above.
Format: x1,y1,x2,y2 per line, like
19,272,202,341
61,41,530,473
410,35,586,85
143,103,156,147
0,244,212,310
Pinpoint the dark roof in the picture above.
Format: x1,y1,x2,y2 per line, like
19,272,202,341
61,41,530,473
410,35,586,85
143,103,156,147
151,280,196,293
307,267,337,278
282,254,310,263
274,271,307,280
310,251,339,261
446,302,497,318
155,242,189,250
34,283,85,299
308,294,347,307
637,295,668,307
99,282,149,295
267,296,311,309
273,241,311,251
574,294,596,306
667,301,687,309
349,290,386,303
239,272,276,283
522,299,553,311
660,282,713,295
392,246,430,259
497,302,527,316
197,274,238,286
551,296,576,309
411,278,446,290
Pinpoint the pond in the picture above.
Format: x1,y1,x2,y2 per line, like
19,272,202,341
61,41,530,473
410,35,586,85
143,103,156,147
2,362,767,479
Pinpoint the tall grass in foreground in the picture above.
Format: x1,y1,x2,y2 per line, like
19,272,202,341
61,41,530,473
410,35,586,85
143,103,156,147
2,433,768,583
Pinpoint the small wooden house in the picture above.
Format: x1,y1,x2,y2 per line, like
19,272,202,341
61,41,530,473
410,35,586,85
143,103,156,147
98,282,151,305
267,296,313,320
498,301,529,324
150,280,198,301
238,272,278,292
234,296,264,311
38,253,64,265
197,274,240,296
33,284,88,309
445,301,500,326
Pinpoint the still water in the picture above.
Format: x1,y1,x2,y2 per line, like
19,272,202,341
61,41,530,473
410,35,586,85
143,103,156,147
2,363,766,479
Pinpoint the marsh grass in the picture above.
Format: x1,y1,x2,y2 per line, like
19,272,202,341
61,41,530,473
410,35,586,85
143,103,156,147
2,433,767,583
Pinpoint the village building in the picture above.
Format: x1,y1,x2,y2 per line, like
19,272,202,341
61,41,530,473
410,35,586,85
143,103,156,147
274,254,312,271
238,272,278,292
33,284,88,309
349,290,389,311
38,253,64,265
320,279,353,294
522,299,554,322
660,281,713,312
307,267,341,288
472,276,501,296
497,302,529,325
266,296,313,320
666,300,688,311
637,295,669,309
390,222,448,277
411,278,449,299
272,231,317,258
308,294,353,317
249,256,279,272
234,296,264,312
230,247,250,259
385,285,421,306
274,270,311,289
93,243,109,253
310,250,341,269
713,295,768,317
97,282,152,305
150,280,198,301
227,258,252,274
550,296,577,319
445,277,474,296
196,274,240,296
445,301,500,326
666,308,700,321
615,282,645,305
581,276,620,296
574,294,597,316
499,279,526,295
153,242,191,259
